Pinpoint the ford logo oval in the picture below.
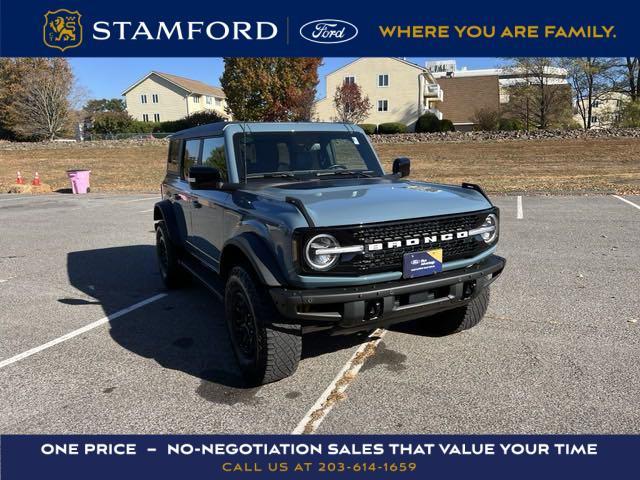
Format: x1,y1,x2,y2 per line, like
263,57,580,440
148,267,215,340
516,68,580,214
299,19,358,44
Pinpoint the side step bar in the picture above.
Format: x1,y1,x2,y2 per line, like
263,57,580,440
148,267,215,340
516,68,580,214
178,256,225,301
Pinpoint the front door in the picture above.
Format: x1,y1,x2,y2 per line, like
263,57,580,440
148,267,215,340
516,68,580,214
189,136,229,269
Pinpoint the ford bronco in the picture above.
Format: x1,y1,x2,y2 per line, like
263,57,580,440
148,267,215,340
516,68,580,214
154,122,505,385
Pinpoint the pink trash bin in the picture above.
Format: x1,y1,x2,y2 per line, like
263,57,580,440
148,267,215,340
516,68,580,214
66,169,91,194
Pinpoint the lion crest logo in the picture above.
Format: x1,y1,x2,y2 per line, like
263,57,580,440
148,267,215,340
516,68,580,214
43,9,82,51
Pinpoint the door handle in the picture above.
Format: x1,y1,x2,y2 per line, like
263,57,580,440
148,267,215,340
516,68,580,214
192,199,202,209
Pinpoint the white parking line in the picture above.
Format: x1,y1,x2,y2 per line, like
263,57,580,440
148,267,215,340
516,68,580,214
612,195,640,211
292,328,387,434
120,197,158,204
139,208,154,213
0,293,167,370
516,196,523,219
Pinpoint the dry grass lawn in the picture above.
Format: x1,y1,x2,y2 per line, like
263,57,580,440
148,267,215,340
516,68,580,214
1,137,639,194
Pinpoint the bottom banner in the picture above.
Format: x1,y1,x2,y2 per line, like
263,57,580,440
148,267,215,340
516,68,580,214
1,435,636,479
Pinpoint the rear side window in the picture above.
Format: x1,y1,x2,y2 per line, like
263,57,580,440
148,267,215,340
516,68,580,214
201,137,228,181
182,139,201,179
167,139,180,175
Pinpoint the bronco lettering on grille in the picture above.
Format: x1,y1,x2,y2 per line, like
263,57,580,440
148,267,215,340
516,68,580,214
367,230,470,252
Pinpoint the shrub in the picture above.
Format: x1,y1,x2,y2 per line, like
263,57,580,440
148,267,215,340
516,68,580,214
497,118,522,131
618,101,640,128
154,110,226,133
472,108,500,131
91,111,135,135
358,123,377,135
415,113,441,133
377,122,407,134
439,119,455,132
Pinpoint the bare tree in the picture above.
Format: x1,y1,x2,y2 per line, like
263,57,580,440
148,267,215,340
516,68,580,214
503,57,573,129
563,57,619,130
8,59,75,140
333,82,372,124
620,57,639,102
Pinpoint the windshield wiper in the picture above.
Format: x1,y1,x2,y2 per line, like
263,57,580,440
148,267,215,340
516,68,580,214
247,172,298,179
316,170,375,178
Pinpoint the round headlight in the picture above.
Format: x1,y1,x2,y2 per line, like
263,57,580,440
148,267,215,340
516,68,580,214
480,214,498,243
304,234,340,271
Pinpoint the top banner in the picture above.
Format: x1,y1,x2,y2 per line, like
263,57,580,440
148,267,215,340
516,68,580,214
0,0,637,57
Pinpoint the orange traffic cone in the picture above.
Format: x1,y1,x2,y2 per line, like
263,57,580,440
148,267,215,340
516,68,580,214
16,171,24,185
32,172,41,186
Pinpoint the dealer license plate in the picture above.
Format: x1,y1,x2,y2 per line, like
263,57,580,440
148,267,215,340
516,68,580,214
403,249,443,279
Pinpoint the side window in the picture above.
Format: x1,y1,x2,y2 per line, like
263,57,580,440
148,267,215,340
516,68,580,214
182,139,201,179
167,139,180,175
201,137,228,181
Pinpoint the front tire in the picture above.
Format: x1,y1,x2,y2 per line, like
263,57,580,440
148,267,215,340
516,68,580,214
436,288,490,334
225,266,302,385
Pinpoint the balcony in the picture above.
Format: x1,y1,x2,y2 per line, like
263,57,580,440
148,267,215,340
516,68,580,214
424,83,444,101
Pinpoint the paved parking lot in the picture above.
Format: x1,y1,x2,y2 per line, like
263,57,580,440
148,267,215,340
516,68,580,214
0,193,638,434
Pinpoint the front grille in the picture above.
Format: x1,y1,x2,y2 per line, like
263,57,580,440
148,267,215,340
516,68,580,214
297,209,496,275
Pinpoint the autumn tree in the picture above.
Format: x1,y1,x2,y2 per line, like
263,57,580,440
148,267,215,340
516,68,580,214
562,57,618,130
1,58,77,140
0,58,48,139
220,58,322,121
502,57,573,129
332,82,372,124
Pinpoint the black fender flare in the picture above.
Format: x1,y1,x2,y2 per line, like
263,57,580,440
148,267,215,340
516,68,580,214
221,233,286,287
153,200,184,247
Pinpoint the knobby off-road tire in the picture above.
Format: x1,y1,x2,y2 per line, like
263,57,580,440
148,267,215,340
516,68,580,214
438,287,490,334
155,220,183,289
225,266,302,386
224,266,302,385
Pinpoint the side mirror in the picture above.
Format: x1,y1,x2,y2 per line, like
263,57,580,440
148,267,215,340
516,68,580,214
188,166,222,190
392,157,411,178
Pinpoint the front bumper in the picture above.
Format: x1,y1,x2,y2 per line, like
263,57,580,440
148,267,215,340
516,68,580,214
270,255,506,334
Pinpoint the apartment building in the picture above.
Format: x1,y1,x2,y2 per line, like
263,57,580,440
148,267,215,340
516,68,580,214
429,60,570,130
314,58,571,131
314,58,443,129
573,91,628,129
122,71,228,122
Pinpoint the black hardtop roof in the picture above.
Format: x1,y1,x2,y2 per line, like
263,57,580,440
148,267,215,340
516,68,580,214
168,122,359,140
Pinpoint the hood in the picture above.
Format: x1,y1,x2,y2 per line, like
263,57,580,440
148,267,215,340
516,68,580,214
259,177,492,227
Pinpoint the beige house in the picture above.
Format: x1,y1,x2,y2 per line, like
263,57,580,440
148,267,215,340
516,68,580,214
573,91,628,129
314,58,443,129
122,71,227,123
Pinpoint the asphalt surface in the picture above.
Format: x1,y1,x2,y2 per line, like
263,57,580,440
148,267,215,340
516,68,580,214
0,193,638,434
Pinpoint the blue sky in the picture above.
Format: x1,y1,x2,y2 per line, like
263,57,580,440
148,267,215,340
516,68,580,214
69,57,505,103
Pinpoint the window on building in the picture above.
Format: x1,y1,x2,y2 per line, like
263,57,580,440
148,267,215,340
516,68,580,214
592,101,600,108
153,113,160,122
140,94,147,104
215,97,223,106
344,75,356,85
201,137,228,181
591,115,599,124
206,96,212,105
193,96,200,103
377,100,388,112
152,94,159,103
142,114,149,122
183,139,201,179
377,74,389,87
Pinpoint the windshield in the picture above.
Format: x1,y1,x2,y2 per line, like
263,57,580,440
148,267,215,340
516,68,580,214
232,131,383,179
